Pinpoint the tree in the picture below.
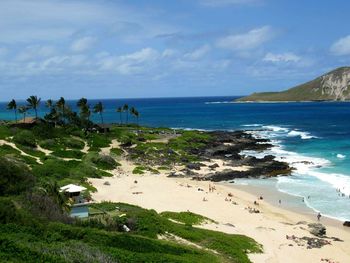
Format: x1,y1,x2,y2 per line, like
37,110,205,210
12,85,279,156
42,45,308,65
7,99,17,123
56,97,66,123
134,109,140,125
77,98,90,120
123,104,129,124
130,107,140,125
93,101,104,124
44,107,59,127
116,106,123,124
77,98,88,109
18,106,28,122
26,95,41,118
46,99,53,109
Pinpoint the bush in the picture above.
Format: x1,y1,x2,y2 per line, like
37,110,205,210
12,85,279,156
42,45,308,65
63,138,85,150
51,150,84,159
13,130,37,147
0,156,35,196
90,154,119,170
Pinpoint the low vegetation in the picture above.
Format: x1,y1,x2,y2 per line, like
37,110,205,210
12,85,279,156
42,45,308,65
0,95,261,262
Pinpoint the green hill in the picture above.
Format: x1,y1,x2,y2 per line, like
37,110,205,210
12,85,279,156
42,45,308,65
237,67,350,102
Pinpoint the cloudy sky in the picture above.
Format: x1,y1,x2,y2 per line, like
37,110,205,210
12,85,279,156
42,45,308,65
0,0,349,100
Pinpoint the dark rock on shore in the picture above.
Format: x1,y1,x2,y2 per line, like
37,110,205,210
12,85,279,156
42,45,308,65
343,221,350,227
308,223,326,237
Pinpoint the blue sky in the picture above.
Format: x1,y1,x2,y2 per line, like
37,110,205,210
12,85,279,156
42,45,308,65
0,0,349,100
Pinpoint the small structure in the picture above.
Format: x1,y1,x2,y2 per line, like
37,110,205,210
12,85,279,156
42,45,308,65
60,184,89,218
10,117,45,128
92,123,111,133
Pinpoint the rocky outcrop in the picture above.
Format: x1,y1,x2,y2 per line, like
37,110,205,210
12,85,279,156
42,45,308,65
308,223,326,237
343,221,350,227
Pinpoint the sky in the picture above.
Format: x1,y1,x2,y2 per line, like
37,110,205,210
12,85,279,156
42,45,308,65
0,0,350,100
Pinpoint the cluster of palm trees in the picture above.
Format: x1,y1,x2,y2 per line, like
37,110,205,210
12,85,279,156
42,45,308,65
116,104,139,124
7,96,41,123
7,96,140,127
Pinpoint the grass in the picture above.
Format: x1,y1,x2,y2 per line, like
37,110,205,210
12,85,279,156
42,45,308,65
160,211,216,226
51,149,85,159
132,165,159,174
0,124,263,263
86,202,262,262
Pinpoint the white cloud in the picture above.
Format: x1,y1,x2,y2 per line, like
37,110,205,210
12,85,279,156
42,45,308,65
184,44,211,60
330,35,350,56
99,48,160,74
200,0,261,7
71,37,96,52
16,45,56,61
0,0,117,43
263,52,301,63
216,26,273,51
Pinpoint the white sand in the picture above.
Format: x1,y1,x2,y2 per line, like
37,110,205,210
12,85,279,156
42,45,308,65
90,172,350,263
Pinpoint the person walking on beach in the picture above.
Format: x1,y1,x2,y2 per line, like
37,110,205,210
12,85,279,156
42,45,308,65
278,199,281,205
317,212,321,221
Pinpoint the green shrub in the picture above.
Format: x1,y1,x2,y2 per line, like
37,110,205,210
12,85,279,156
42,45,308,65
13,130,37,147
90,154,119,170
0,156,35,196
0,125,11,139
110,147,123,156
63,138,85,150
51,150,84,159
161,211,215,226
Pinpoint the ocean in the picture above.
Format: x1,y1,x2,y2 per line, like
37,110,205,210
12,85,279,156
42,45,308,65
1,96,350,221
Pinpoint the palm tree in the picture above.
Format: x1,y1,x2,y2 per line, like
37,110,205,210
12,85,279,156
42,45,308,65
77,98,88,109
18,106,28,122
116,106,123,124
7,99,17,123
46,99,53,109
26,95,41,118
77,98,90,120
123,104,129,124
93,101,104,124
134,109,140,125
56,97,66,123
130,107,140,125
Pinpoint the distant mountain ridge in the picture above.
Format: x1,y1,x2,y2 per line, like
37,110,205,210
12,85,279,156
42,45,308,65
237,67,350,102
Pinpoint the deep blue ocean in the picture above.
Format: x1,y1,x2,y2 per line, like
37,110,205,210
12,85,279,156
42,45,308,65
1,96,350,220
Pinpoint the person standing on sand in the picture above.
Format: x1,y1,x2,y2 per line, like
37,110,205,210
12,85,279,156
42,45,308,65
317,212,321,221
278,199,281,204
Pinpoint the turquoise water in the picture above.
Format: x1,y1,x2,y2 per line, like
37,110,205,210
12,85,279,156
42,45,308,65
1,96,350,220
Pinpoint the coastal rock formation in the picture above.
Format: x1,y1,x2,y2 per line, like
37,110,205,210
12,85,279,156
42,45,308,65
237,67,350,102
343,221,350,227
308,223,326,237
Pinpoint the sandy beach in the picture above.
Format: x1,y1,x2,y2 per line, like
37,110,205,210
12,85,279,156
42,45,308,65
90,167,350,263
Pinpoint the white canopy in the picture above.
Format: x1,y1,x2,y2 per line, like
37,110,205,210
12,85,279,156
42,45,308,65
60,184,87,193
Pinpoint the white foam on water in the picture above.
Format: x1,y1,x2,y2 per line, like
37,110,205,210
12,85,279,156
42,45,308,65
241,124,262,127
287,130,317,140
262,125,290,133
241,124,350,220
337,154,346,159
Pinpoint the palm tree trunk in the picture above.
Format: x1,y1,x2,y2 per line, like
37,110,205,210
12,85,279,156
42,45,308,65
35,108,38,119
126,112,128,124
100,113,104,124
15,110,17,123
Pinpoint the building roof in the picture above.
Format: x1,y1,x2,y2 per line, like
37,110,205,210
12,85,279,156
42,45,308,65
17,117,43,124
60,184,87,193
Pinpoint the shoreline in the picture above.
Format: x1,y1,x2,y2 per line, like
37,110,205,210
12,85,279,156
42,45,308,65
223,181,350,229
89,171,350,263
